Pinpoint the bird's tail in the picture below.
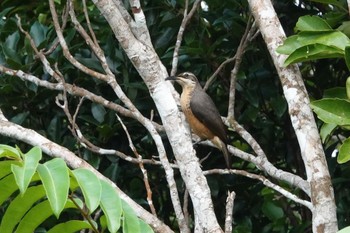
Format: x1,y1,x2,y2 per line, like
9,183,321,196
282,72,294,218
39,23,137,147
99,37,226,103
212,137,231,168
221,141,231,168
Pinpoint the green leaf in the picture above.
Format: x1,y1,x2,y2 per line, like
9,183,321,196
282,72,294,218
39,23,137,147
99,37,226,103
71,168,102,213
91,103,106,123
122,199,140,233
0,160,20,179
139,219,154,233
298,31,350,51
4,31,20,50
47,220,93,233
0,185,46,233
324,87,348,99
0,144,21,160
310,98,350,125
11,146,42,194
100,179,122,233
284,44,343,66
37,158,69,218
277,35,302,55
30,21,48,48
338,226,350,233
338,21,350,37
15,199,77,233
338,137,350,164
262,201,284,220
2,31,21,65
295,15,332,32
10,111,30,125
0,174,18,206
320,123,337,143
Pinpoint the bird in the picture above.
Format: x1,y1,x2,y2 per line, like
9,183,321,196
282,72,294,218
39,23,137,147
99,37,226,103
166,72,230,168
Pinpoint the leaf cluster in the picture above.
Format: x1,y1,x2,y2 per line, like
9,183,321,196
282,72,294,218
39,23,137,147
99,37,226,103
0,144,153,233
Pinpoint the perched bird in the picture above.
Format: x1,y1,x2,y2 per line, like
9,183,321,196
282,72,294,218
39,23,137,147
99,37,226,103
166,72,230,167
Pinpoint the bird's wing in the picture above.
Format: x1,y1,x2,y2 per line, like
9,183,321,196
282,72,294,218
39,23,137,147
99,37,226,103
190,86,228,143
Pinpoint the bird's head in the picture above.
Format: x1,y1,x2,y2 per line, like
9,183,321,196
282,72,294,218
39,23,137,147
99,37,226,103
165,72,199,88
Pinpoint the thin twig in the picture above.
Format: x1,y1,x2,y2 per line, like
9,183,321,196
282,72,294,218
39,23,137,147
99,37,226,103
82,0,98,45
69,195,99,233
203,56,236,91
44,1,70,55
170,0,201,76
228,19,258,120
116,114,158,216
204,168,312,210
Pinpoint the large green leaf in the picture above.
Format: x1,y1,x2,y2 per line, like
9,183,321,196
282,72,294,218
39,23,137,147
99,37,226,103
295,15,332,32
0,160,20,179
37,158,70,218
0,174,18,206
284,44,343,66
2,31,21,65
47,220,93,233
278,30,349,58
276,35,302,55
71,168,102,213
0,185,46,233
298,31,350,51
100,179,122,233
11,146,42,194
29,21,48,48
122,199,140,233
338,137,350,164
15,199,77,233
310,98,350,125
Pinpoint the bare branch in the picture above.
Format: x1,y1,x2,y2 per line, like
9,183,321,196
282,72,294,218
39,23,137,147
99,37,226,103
82,0,98,45
224,191,235,233
227,19,258,119
0,65,169,166
248,1,337,230
117,114,157,216
129,0,153,48
170,0,201,76
204,169,312,210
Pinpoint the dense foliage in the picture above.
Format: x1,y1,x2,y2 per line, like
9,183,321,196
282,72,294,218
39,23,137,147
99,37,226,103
1,0,350,232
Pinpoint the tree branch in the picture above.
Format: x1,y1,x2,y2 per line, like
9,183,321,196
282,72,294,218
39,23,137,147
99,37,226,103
204,169,312,210
247,0,337,231
224,191,235,233
170,0,202,76
0,109,173,233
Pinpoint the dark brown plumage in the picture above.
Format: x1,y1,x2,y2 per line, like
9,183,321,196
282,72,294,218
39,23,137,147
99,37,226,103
166,72,230,167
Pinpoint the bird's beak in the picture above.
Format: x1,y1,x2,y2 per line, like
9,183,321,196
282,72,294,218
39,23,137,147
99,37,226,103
165,76,178,81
